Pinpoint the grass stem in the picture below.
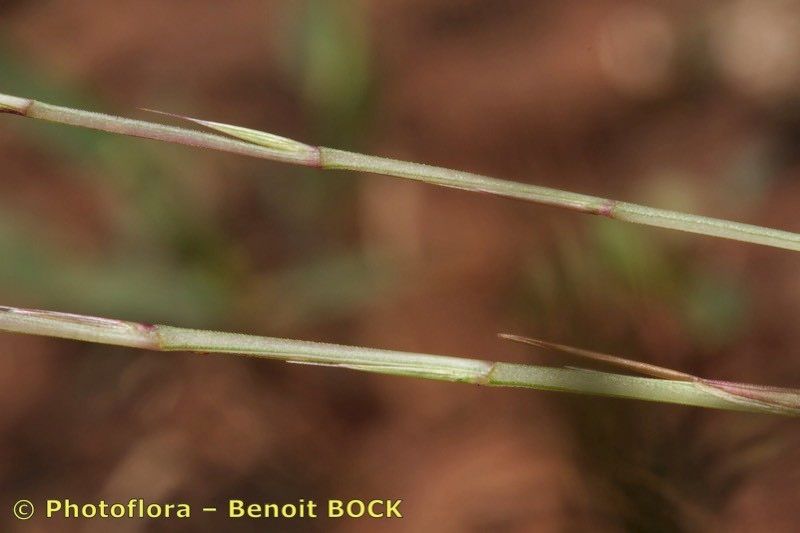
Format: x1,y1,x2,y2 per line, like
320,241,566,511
0,305,797,416
2,93,798,251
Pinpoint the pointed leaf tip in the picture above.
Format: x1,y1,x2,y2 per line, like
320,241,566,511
142,108,317,158
500,333,694,381
192,118,312,154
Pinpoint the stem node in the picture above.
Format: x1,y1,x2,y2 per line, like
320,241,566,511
0,94,32,116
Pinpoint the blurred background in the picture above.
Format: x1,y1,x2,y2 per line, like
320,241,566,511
1,1,799,531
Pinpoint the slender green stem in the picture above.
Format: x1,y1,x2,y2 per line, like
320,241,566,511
0,305,797,416
0,95,321,166
321,149,800,250
1,93,798,251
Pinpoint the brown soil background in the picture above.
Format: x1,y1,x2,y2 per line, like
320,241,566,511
1,1,799,531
